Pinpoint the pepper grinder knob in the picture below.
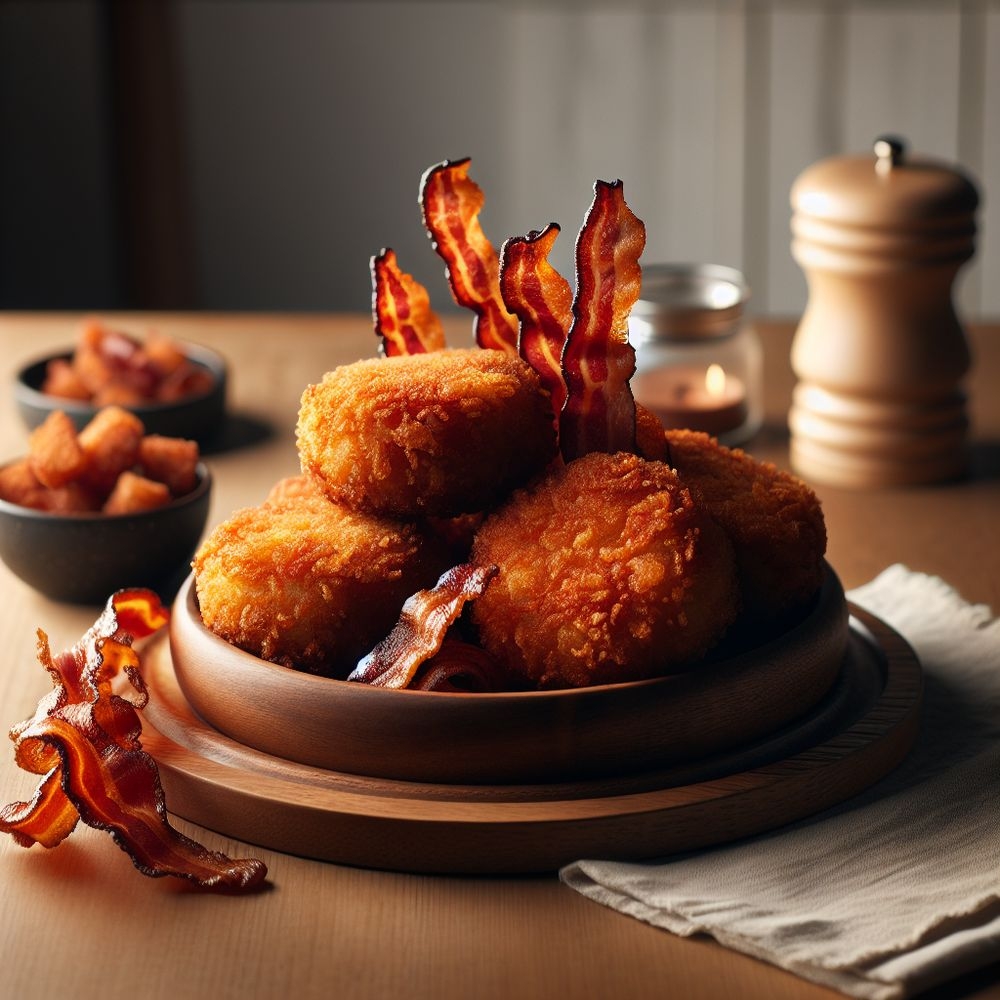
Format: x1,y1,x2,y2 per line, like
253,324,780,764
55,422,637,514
873,135,905,176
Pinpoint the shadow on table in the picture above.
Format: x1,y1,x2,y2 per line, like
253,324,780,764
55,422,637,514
200,410,274,456
969,439,1000,481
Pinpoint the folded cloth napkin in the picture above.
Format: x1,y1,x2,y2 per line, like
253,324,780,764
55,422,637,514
561,564,1000,999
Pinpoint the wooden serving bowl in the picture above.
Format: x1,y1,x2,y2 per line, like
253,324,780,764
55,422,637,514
169,563,849,785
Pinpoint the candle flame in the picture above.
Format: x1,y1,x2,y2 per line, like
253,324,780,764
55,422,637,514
705,363,726,397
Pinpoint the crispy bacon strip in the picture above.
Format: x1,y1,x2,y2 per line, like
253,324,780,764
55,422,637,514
499,224,573,423
1,589,267,891
559,180,646,462
409,640,511,693
18,706,265,889
420,158,519,353
370,248,446,356
349,564,498,689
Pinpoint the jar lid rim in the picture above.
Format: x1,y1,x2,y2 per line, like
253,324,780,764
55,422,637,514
633,263,750,317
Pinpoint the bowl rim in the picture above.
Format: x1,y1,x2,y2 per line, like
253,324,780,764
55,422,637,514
174,560,844,703
14,340,227,416
0,461,212,524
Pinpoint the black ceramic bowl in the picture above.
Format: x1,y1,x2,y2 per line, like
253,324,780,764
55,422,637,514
0,463,212,604
14,343,228,445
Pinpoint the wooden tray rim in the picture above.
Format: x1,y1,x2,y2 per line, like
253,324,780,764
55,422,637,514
140,604,922,873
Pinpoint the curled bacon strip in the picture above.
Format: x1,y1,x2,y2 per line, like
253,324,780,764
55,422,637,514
1,589,267,892
410,640,511,693
370,248,446,356
559,180,646,462
420,158,519,353
499,223,573,425
349,563,498,689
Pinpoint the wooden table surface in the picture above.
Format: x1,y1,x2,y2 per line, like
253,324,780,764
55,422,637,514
0,313,997,1000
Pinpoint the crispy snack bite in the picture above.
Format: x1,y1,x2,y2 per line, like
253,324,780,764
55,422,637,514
102,471,171,515
137,434,199,496
42,320,214,405
77,405,145,496
470,451,740,689
193,495,450,678
28,410,87,488
665,430,827,622
296,348,558,519
0,459,98,513
1,409,198,515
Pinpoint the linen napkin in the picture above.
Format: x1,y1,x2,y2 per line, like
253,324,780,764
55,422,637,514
560,564,1000,999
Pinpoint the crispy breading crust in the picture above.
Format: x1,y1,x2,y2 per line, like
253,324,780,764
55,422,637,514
296,348,557,519
470,451,740,689
664,430,827,622
193,495,449,677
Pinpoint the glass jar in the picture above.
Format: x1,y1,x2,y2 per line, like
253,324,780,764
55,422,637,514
628,263,763,447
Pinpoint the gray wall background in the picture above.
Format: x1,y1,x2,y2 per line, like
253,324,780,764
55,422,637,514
2,0,997,320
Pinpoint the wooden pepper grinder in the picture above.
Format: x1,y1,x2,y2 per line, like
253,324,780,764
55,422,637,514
788,136,979,487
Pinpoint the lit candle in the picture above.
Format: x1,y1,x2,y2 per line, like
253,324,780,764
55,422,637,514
633,363,749,437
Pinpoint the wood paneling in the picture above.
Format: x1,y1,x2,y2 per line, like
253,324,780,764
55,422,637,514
173,0,995,317
2,1,994,316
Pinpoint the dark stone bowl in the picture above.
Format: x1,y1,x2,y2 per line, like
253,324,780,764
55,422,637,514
14,342,228,445
0,463,212,605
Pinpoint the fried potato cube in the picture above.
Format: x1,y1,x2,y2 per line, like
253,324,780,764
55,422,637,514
71,321,115,396
0,459,97,512
0,459,49,509
77,406,145,495
103,471,171,514
155,365,214,401
143,331,189,376
92,383,148,407
40,358,90,400
42,482,102,513
137,434,199,496
28,410,87,488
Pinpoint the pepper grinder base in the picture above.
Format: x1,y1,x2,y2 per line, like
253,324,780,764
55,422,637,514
789,383,969,488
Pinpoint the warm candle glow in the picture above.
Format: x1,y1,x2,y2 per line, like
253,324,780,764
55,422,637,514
705,363,726,397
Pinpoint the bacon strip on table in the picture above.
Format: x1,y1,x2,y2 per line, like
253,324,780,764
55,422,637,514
558,180,646,462
499,223,574,426
0,589,267,892
370,248,446,356
349,563,498,689
420,158,519,354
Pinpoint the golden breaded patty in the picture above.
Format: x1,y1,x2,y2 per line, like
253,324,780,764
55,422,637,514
296,348,557,518
634,403,669,462
470,451,740,689
193,494,449,677
665,430,827,621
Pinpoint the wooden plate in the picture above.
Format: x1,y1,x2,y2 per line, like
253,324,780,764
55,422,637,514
140,604,921,874
167,566,849,784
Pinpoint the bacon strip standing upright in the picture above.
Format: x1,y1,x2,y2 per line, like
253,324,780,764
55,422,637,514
499,224,573,426
420,158,519,354
371,248,446,356
0,589,267,891
559,180,646,462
